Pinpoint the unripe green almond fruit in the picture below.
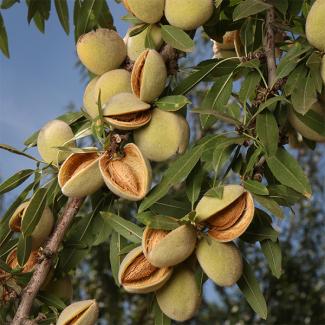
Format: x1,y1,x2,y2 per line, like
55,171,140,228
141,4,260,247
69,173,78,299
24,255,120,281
9,202,54,249
125,25,163,61
131,49,167,103
94,69,132,106
58,151,104,197
288,103,325,142
103,93,151,130
83,77,100,119
305,0,325,51
142,224,197,267
196,237,243,287
99,143,152,201
77,29,126,75
44,276,73,302
165,0,214,30
122,0,165,24
57,299,99,325
37,120,75,165
134,108,190,162
118,246,173,294
156,266,201,322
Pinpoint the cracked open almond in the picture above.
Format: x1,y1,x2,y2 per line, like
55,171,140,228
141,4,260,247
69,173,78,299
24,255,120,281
6,249,39,272
57,299,99,325
9,201,54,249
195,185,255,242
103,93,151,130
131,49,167,103
58,151,104,197
118,246,173,294
99,143,152,201
142,224,197,267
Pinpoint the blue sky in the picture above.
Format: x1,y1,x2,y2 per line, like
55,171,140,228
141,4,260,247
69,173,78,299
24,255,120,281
0,1,129,203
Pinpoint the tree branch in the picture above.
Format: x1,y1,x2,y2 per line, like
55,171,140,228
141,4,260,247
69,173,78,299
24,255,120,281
11,197,85,325
264,7,277,87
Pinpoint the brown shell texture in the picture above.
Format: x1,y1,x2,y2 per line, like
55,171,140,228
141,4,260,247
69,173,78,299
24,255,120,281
208,192,254,242
131,50,148,96
121,253,170,286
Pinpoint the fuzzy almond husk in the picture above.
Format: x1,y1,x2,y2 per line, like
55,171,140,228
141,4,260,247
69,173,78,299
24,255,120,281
77,29,126,75
122,0,165,24
131,49,167,103
118,246,173,294
196,237,243,287
156,266,201,322
58,151,104,197
103,93,151,130
142,224,197,267
57,299,99,325
134,108,190,162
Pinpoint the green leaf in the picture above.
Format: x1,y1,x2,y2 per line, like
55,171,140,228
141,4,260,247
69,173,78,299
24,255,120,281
77,0,97,35
212,145,235,175
267,184,304,206
32,12,45,33
1,0,19,9
137,212,180,230
0,12,9,57
101,212,143,243
155,95,190,111
129,23,149,37
0,239,18,258
149,196,191,218
160,24,194,52
110,231,125,286
253,195,284,219
266,148,312,198
215,0,223,8
284,64,307,96
16,235,32,267
0,169,34,196
204,185,224,199
241,209,278,243
256,111,279,156
243,146,262,177
173,60,237,95
55,0,69,35
0,259,12,273
239,71,261,103
237,260,268,319
306,52,323,93
37,292,66,311
139,145,204,212
0,144,41,162
244,180,269,196
96,0,114,30
186,162,205,208
261,239,282,279
198,75,233,129
144,25,156,49
153,300,171,325
21,187,48,236
292,109,325,136
233,0,272,21
291,71,317,115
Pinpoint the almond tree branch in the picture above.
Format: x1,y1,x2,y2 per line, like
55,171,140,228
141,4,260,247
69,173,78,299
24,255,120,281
11,197,85,325
264,7,277,87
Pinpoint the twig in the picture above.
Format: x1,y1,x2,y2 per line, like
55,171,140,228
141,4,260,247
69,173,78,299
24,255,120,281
11,197,85,325
264,7,277,87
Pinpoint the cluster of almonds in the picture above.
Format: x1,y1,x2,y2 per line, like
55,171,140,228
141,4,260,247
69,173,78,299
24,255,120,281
117,185,254,322
5,0,262,323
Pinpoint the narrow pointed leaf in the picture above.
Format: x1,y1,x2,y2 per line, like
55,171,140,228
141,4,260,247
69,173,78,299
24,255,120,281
160,24,194,52
16,235,32,267
261,239,282,278
55,0,69,35
0,169,34,195
266,148,312,198
237,260,268,319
